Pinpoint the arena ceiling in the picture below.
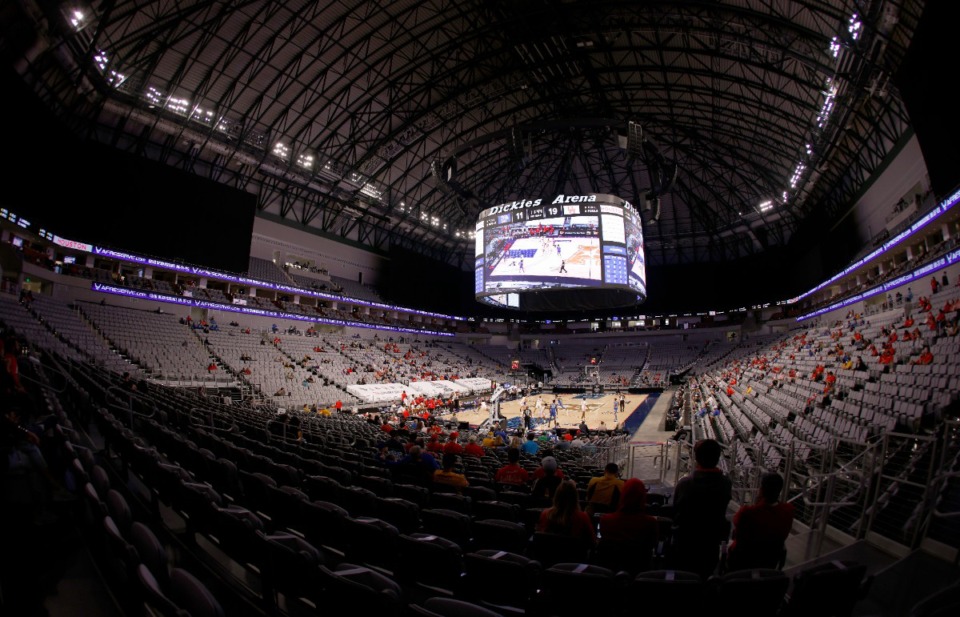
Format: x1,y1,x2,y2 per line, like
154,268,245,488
4,0,925,269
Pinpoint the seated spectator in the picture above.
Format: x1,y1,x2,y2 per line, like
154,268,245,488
389,445,439,485
481,430,497,449
443,433,463,456
727,472,794,571
536,480,596,546
879,347,895,365
521,432,539,455
2,403,72,509
913,345,934,365
433,452,469,494
425,433,443,454
531,456,563,507
585,462,625,517
824,371,837,389
599,478,657,542
494,447,530,488
463,435,486,457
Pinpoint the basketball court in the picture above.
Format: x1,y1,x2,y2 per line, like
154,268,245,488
454,391,649,433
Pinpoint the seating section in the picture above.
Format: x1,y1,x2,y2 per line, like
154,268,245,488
82,302,222,383
247,256,296,285
2,285,958,616
31,351,878,616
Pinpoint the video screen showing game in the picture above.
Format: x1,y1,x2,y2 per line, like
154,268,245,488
475,193,646,309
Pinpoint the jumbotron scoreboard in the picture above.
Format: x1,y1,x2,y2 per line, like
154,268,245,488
475,193,646,311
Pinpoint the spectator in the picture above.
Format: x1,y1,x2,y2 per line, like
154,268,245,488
425,433,443,454
599,478,657,541
913,345,934,365
463,435,485,457
531,456,563,506
521,432,539,455
433,452,469,494
727,472,794,571
443,433,463,456
585,462,625,517
536,480,596,546
494,447,530,487
388,445,439,485
671,438,732,579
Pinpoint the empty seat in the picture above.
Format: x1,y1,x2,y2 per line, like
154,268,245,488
713,568,790,617
782,560,869,617
463,550,541,613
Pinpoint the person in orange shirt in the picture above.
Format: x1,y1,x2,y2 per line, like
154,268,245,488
433,453,469,494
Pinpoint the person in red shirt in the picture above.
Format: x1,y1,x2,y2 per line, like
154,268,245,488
494,447,530,487
824,371,837,389
463,436,485,457
728,472,794,571
536,480,596,546
598,478,659,572
443,433,463,456
334,399,343,412
425,434,444,454
3,338,25,393
913,346,934,366
879,347,895,365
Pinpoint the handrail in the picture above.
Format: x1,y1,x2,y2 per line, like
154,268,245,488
18,365,69,394
187,406,238,433
105,385,158,423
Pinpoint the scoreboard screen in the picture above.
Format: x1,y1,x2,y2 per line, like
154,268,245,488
475,193,646,311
